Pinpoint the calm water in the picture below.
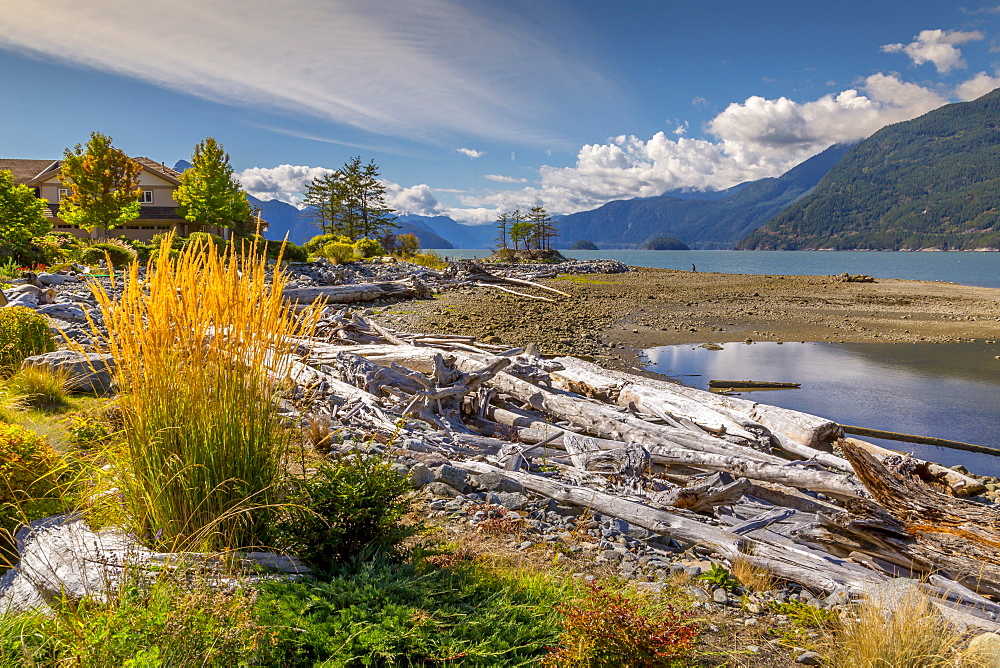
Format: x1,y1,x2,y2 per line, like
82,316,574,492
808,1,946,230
643,342,1000,476
444,249,1000,289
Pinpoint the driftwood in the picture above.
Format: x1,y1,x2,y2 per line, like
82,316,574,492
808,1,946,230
283,278,431,306
845,438,985,497
843,424,1000,458
709,380,800,389
649,472,751,514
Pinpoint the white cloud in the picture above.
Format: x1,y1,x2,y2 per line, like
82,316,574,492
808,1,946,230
237,164,334,205
882,29,984,73
452,74,951,221
955,71,1000,100
0,0,617,145
483,174,528,183
382,182,443,216
456,148,485,159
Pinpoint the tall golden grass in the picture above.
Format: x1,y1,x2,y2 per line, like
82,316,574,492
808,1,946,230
87,234,319,550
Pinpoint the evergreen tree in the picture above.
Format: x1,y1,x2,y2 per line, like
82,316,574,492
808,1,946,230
58,132,141,238
358,158,398,239
494,211,510,249
175,137,252,234
302,157,397,240
0,169,51,249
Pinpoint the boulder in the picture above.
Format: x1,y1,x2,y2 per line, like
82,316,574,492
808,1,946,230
0,515,310,615
36,273,67,286
21,350,115,393
477,470,524,494
35,303,88,322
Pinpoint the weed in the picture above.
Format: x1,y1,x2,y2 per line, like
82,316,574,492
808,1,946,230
697,562,740,592
543,582,698,666
0,257,20,279
731,556,777,593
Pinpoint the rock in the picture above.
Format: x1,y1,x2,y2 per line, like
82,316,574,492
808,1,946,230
36,273,67,286
432,464,469,493
408,463,434,488
21,350,116,393
495,491,529,510
795,651,822,665
477,471,524,494
968,632,1000,666
36,303,87,322
422,482,462,498
0,515,309,615
713,588,729,604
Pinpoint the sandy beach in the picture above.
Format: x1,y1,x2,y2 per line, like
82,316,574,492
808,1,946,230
380,267,1000,372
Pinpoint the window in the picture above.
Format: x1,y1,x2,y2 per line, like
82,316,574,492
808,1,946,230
57,188,70,201
138,191,154,204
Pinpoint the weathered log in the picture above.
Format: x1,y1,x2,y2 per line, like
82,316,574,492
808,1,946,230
845,438,985,497
709,380,800,389
841,441,1000,598
562,433,650,475
649,472,750,513
842,425,1000,458
283,278,430,306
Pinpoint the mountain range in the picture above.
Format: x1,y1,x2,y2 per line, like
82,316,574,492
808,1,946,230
739,88,1000,250
553,143,851,249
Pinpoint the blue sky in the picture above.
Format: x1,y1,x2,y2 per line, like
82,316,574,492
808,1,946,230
2,0,999,224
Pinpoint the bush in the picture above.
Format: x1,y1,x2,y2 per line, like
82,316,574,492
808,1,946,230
353,237,384,259
269,454,415,572
320,241,356,265
543,583,698,666
304,234,344,255
276,241,308,262
150,231,185,251
185,231,226,249
0,306,56,376
407,250,448,269
0,423,66,565
79,241,137,268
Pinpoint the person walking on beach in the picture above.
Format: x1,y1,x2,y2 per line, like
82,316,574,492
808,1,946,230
691,263,697,272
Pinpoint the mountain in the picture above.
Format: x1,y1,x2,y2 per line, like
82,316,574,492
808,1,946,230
173,160,192,172
395,214,495,248
738,88,1000,250
555,143,851,249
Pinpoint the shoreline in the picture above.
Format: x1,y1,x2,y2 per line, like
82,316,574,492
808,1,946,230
380,266,1000,374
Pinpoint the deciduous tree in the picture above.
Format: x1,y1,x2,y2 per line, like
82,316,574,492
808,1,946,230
0,170,50,248
58,132,141,238
175,138,252,235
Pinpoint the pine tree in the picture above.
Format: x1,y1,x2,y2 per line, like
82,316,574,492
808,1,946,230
303,157,397,240
175,138,252,235
495,211,511,250
58,132,141,238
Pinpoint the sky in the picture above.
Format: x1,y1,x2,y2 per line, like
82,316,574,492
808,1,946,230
2,0,1000,225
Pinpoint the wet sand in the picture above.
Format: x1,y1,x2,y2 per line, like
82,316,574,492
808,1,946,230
380,267,1000,372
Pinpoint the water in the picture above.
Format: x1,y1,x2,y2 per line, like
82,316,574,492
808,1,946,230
442,249,1000,289
642,341,1000,476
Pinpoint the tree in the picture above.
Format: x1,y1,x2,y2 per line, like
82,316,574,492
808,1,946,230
302,156,397,241
527,205,557,250
494,211,510,250
58,132,142,239
175,138,252,236
0,170,50,248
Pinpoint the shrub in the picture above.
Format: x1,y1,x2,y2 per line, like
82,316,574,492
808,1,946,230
407,250,448,270
0,306,56,376
79,241,137,268
150,231,185,250
543,583,698,667
353,237,384,259
87,233,321,550
268,454,415,572
0,423,66,565
185,231,226,248
276,241,308,262
396,233,420,256
320,241,356,265
304,233,345,255
0,256,19,279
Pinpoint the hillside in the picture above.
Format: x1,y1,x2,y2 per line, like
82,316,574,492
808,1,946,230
738,88,1000,250
554,144,850,249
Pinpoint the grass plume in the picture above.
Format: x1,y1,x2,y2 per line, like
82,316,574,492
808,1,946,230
86,234,319,550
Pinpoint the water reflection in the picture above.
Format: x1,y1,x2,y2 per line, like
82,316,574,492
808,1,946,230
642,342,1000,475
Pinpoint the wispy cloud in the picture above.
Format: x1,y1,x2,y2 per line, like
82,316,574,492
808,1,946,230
456,148,485,159
0,0,617,146
882,29,984,73
483,174,527,183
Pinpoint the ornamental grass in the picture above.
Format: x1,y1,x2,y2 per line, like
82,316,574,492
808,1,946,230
87,234,319,551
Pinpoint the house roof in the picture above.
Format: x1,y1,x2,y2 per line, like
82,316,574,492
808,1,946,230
0,159,59,184
2,156,182,186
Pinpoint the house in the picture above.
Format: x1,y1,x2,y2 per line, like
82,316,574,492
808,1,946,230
1,157,253,243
